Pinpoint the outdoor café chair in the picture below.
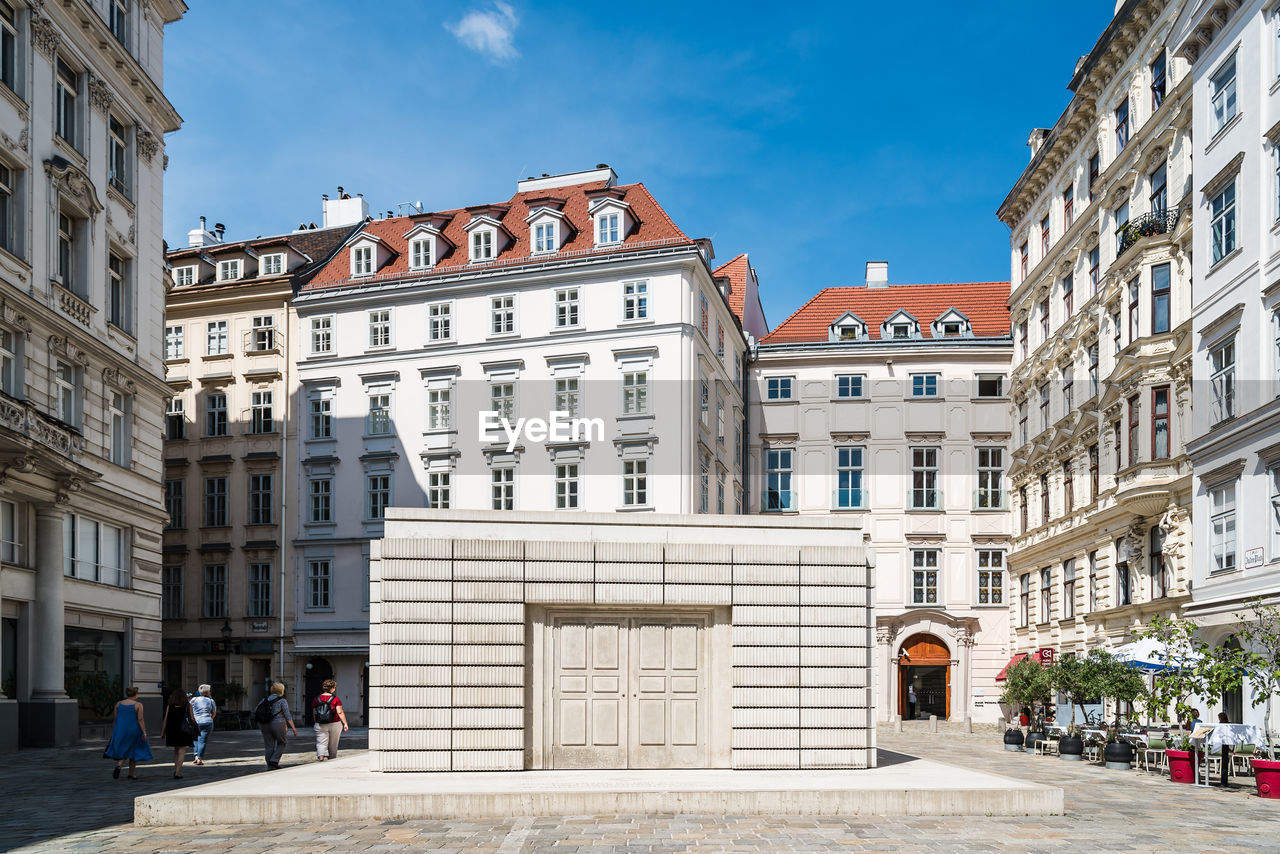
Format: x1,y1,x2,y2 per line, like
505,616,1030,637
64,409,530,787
1141,737,1168,774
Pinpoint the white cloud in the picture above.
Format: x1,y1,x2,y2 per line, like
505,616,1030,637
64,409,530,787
446,2,520,63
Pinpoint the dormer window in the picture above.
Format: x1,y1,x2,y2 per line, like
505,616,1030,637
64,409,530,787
882,309,921,341
217,259,240,281
534,221,557,253
352,245,373,276
827,311,866,342
174,266,194,287
838,325,859,339
471,230,494,262
597,212,620,245
942,322,961,337
261,253,284,276
410,237,432,269
931,309,973,339
892,324,910,339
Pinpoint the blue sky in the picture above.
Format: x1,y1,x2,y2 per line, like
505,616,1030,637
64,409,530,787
162,1,1117,324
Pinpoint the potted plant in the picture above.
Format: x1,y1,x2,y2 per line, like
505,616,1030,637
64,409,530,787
1049,652,1097,761
1095,650,1148,770
1233,599,1280,799
999,656,1051,753
998,668,1026,752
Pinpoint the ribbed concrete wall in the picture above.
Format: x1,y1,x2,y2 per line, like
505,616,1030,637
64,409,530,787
370,516,871,772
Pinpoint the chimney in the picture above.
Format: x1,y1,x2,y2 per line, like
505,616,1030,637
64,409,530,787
1027,128,1051,160
187,215,220,248
865,261,889,289
321,187,370,228
214,222,226,241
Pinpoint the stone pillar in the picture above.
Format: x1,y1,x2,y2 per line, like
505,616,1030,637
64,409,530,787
952,628,975,724
876,624,897,722
19,505,78,747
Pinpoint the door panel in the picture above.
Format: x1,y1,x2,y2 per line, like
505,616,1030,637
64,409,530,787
552,616,627,768
629,617,706,768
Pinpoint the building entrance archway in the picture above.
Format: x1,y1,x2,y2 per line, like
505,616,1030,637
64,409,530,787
898,633,951,720
303,657,333,726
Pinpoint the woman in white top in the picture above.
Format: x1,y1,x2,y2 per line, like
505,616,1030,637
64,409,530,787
188,684,218,765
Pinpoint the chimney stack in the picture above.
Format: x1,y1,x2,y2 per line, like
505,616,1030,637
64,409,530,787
865,261,889,289
187,215,220,248
320,187,370,228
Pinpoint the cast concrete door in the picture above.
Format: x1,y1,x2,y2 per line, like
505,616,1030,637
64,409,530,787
551,612,707,769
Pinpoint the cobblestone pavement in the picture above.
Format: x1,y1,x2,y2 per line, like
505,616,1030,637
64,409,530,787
8,723,1280,852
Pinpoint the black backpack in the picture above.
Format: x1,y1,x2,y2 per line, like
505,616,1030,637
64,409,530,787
252,696,278,725
314,695,335,724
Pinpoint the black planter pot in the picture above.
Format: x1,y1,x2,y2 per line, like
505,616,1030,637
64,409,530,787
1024,730,1046,754
1003,728,1025,752
1059,734,1084,760
1104,740,1134,770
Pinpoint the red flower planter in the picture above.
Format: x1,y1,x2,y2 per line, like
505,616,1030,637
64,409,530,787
1167,749,1196,784
1252,758,1280,799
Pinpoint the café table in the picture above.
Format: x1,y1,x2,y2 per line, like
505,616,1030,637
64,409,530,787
1190,724,1266,787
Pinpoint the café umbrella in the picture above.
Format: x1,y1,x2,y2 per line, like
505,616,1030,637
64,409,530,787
1111,637,1201,672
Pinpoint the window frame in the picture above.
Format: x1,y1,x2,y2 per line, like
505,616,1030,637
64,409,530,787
976,550,1004,607
910,549,939,606
306,559,332,610
1211,181,1237,265
1210,336,1237,424
247,562,272,618
834,445,864,510
427,301,453,343
764,448,793,511
1209,51,1238,137
1210,480,1238,573
909,446,939,510
309,315,334,355
910,373,939,398
490,294,516,336
765,376,794,401
836,374,865,398
622,280,648,321
554,287,581,329
976,446,1004,510
201,564,227,619
367,308,392,350
1151,385,1170,460
205,392,227,437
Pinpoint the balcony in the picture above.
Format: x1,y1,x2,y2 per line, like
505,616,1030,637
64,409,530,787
1117,208,1182,256
0,394,84,461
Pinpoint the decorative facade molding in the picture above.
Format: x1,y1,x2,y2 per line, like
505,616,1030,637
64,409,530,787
87,74,114,115
101,366,137,394
48,334,89,366
29,15,60,58
44,157,104,221
137,130,160,163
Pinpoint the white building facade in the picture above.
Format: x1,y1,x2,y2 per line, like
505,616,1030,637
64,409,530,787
0,0,184,747
1173,0,1280,730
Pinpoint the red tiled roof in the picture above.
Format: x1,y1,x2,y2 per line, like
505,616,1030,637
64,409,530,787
762,281,1011,345
302,181,693,291
713,253,750,326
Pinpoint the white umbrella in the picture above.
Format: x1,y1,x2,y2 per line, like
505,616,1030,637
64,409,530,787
1112,637,1201,672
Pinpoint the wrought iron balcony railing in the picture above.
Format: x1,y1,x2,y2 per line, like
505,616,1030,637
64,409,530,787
1118,208,1183,256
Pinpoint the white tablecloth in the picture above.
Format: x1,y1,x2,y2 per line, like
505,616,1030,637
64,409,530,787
1191,723,1266,748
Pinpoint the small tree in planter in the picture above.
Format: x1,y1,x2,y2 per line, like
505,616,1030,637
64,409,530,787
1050,652,1106,760
1095,651,1148,770
1000,656,1052,752
1233,598,1280,798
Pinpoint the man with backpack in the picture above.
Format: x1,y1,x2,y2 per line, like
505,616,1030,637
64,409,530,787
253,681,297,769
312,678,350,761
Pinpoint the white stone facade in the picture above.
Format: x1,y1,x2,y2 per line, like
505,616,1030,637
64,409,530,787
0,0,183,747
369,510,870,772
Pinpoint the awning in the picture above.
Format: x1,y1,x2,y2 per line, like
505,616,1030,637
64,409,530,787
995,649,1051,681
1112,637,1202,672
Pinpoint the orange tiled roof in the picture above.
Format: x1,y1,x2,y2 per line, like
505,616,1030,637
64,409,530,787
763,281,1011,345
713,253,750,326
303,181,693,291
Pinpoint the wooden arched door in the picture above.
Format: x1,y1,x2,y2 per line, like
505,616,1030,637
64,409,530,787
898,633,951,720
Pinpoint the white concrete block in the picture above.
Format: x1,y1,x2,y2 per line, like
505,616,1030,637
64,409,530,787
799,647,869,668
380,602,452,623
453,540,524,560
452,686,522,706
800,748,871,768
381,538,453,560
525,540,594,561
383,729,452,751
371,686,452,707
733,666,800,687
374,665,451,687
799,626,860,646
380,580,451,602
454,624,523,645
451,644,525,666
378,558,452,580
595,562,662,583
379,644,453,666
733,565,799,586
453,580,524,602
452,707,524,729
731,605,800,625
524,562,593,582
664,584,732,605
733,646,800,667
525,581,594,603
732,748,800,769
595,583,664,604
377,708,452,729
732,585,800,605
800,586,868,606
664,564,731,584
732,625,799,646
595,541,664,562
800,728,870,749
733,707,800,728
382,622,453,644
799,564,863,586
451,750,524,771
732,728,800,749
452,665,524,686
453,560,523,581
451,729,524,750
800,667,866,688
377,750,451,772
798,605,867,626
800,687,870,707
732,687,800,707
799,545,861,566
732,544,801,565
453,602,523,623
800,707,867,729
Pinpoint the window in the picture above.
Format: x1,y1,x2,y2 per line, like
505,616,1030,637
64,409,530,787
1088,152,1100,201
1063,559,1076,619
699,294,709,335
1111,311,1121,357
57,212,75,291
1088,551,1098,612
490,382,514,421
1088,443,1099,501
367,474,391,518
1151,264,1170,334
1128,279,1140,342
1062,366,1073,414
698,450,710,513
766,376,794,400
202,565,226,618
1150,51,1166,110
622,459,648,506
836,374,865,398
1062,274,1074,317
427,302,452,341
164,479,184,529
0,326,15,396
248,563,272,618
1040,216,1050,256
1063,186,1074,229
0,1,17,94
1210,481,1237,572
892,323,911,339
55,59,79,149
217,259,240,281
1062,459,1073,514
307,560,331,609
1040,567,1052,621
1210,54,1238,136
410,238,432,269
976,447,1003,509
910,447,939,509
250,315,275,351
109,0,129,45
206,320,228,356
555,463,579,509
0,163,15,256
977,551,1004,606
1019,242,1029,280
161,566,182,619
1271,465,1280,561
1019,486,1028,533
1114,202,1129,255
1039,383,1050,431
717,323,725,356
1115,97,1129,152
555,288,580,328
1150,527,1167,600
261,253,283,276
835,446,864,509
352,245,373,276
1088,245,1100,293
622,371,649,414
1112,420,1122,471
1127,394,1140,466
1210,338,1236,424
203,476,227,527
248,474,273,525
174,266,194,287
1018,400,1028,446
699,377,710,427
1040,473,1050,523
309,392,331,439
554,377,580,418
911,373,939,397
597,212,620,244
1152,386,1170,460
427,386,451,430
426,468,451,510
165,397,184,441
490,467,514,510
366,391,391,435
1211,182,1237,264
367,309,391,348
54,360,77,425
1117,547,1132,606
491,295,515,335
1088,342,1099,398
1018,321,1028,359
911,550,938,605
764,448,793,511
205,393,227,437
165,324,184,360
622,281,648,320
108,116,129,196
309,477,331,523
1039,297,1050,341
471,229,494,261
1149,162,1167,214
534,221,556,254
250,390,274,434
1019,573,1030,627
310,316,333,355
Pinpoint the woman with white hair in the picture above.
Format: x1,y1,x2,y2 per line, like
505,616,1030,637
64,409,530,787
189,683,218,765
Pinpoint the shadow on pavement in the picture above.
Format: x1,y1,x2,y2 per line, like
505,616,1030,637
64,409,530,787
875,748,919,768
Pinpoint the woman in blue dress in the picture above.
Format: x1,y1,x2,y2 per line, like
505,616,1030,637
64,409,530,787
103,686,152,779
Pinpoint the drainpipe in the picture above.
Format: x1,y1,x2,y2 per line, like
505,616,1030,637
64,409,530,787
740,339,754,511
279,295,289,695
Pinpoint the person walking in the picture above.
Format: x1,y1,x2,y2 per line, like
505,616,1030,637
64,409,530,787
160,689,196,778
312,679,350,761
103,686,152,780
254,681,297,769
189,684,218,765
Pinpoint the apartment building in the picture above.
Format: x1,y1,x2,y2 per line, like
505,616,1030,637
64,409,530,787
290,166,763,723
160,213,355,712
749,265,1013,723
1173,0,1280,729
0,0,184,748
997,0,1194,665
